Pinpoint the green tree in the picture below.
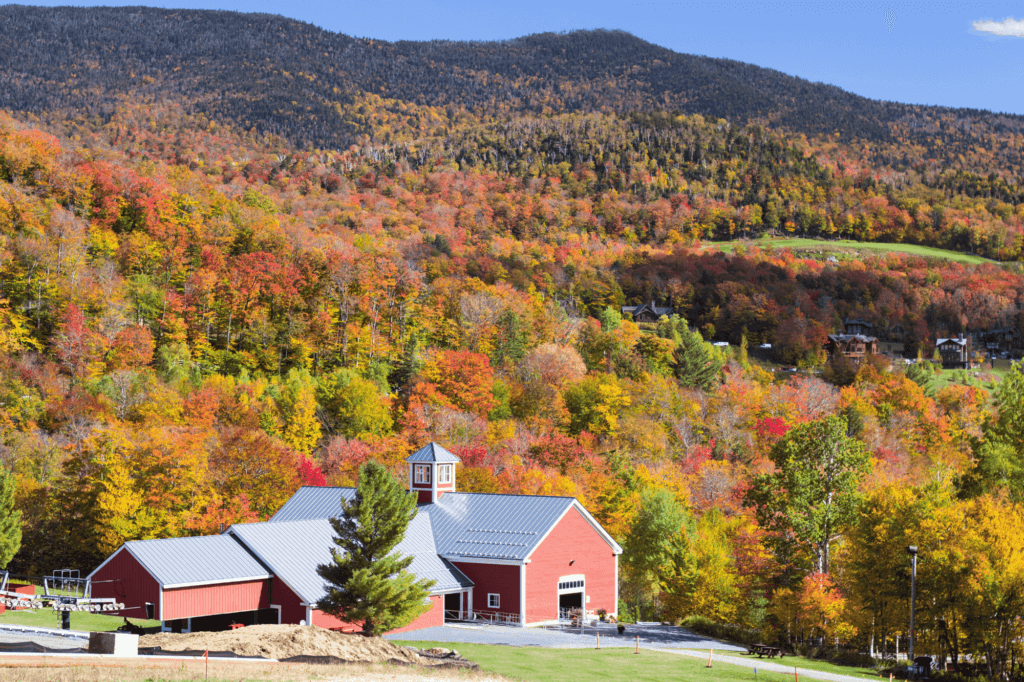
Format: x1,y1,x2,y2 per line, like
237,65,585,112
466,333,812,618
316,461,435,636
969,363,1024,501
621,487,689,621
672,324,721,391
746,416,870,574
0,465,22,568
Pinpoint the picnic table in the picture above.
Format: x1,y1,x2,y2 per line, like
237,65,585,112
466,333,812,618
744,643,785,658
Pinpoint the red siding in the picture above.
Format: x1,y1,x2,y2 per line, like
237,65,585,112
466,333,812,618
90,547,163,621
388,595,444,634
162,579,271,621
525,506,617,625
272,578,307,625
452,562,520,617
416,490,433,504
310,595,443,634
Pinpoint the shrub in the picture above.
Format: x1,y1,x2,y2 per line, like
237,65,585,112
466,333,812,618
680,615,765,646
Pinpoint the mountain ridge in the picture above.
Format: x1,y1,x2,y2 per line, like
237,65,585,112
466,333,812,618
2,5,1023,155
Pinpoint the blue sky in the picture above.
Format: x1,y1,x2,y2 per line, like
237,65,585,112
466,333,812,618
25,1,1024,115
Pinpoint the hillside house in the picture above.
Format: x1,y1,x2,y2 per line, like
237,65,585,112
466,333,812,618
936,336,972,368
843,319,875,336
89,442,622,634
824,334,878,365
620,301,674,324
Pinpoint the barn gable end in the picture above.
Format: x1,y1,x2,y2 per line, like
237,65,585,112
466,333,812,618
524,505,618,625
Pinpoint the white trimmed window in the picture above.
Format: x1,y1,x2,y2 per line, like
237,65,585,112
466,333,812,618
414,464,431,484
438,464,452,484
488,593,500,609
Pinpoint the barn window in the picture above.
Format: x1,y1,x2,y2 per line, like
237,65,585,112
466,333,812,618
488,593,500,609
414,464,431,484
438,464,451,484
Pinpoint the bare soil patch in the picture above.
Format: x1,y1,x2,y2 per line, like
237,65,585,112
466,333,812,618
139,624,468,667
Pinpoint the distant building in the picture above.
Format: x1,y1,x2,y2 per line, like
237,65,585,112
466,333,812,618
824,334,878,365
620,301,674,324
935,336,972,368
843,318,875,336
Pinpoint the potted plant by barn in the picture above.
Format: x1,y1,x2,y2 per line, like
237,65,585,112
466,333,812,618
617,623,626,635
597,609,607,622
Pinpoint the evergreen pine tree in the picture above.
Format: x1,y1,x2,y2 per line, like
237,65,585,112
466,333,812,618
673,324,721,391
0,465,22,568
316,461,435,636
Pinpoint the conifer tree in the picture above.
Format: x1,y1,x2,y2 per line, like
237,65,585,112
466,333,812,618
0,465,22,568
673,324,721,391
316,461,434,636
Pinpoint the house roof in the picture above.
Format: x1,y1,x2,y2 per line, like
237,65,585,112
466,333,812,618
270,486,357,522
827,334,877,343
227,514,472,604
937,337,969,346
272,488,623,561
623,301,673,318
406,442,460,463
89,535,273,588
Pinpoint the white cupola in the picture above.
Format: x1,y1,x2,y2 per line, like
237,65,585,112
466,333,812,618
406,442,460,505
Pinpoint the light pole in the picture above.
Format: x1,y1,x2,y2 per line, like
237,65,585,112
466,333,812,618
908,546,918,669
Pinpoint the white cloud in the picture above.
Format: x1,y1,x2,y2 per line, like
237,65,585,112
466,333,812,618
973,17,1024,37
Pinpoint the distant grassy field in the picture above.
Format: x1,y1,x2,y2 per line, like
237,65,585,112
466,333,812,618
710,238,995,265
392,640,881,682
0,606,159,632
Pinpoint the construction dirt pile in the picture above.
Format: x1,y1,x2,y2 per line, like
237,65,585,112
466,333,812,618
139,624,474,668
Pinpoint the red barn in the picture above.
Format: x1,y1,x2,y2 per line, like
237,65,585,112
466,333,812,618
89,442,622,632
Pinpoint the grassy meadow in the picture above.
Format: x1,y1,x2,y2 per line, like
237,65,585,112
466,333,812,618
709,237,997,265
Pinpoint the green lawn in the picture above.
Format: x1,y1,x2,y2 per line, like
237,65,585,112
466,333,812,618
711,237,995,265
0,606,160,632
392,640,882,682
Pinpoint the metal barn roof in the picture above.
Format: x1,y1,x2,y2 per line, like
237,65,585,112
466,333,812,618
406,442,460,463
228,514,471,605
267,487,622,561
270,486,356,522
115,535,273,588
429,493,576,561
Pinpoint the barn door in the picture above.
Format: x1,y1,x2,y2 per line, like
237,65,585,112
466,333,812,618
557,574,585,620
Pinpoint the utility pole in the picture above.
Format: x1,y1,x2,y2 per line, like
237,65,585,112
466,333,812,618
908,546,918,673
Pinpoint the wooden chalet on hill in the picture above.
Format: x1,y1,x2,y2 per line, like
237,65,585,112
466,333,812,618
936,336,972,368
843,318,875,336
824,319,879,365
620,301,674,324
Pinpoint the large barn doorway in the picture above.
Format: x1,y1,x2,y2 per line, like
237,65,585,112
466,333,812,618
557,575,585,620
444,592,462,620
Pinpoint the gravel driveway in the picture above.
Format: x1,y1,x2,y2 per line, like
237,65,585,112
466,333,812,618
387,621,746,650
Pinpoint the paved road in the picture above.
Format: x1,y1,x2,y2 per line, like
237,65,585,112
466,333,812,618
0,623,88,652
388,622,746,650
663,649,873,682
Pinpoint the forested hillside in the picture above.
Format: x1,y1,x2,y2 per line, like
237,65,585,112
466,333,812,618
3,8,1024,671
3,5,1024,177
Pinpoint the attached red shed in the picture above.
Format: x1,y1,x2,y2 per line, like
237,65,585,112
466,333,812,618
88,535,274,630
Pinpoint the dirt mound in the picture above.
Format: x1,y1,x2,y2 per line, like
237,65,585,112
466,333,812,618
139,624,424,664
